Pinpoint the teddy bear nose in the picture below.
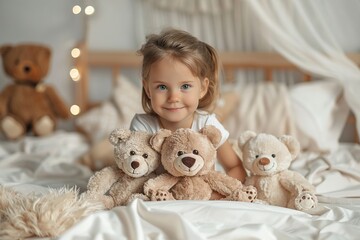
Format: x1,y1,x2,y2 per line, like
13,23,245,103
131,161,140,169
23,66,31,73
182,157,195,168
259,158,270,165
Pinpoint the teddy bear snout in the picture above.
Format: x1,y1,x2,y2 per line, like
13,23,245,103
131,161,140,169
259,157,270,165
181,157,196,168
23,65,31,73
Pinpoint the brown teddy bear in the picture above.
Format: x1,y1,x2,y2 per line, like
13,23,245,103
238,130,318,212
0,43,69,140
144,126,257,202
84,128,160,209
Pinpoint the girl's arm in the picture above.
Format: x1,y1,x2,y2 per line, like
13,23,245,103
217,140,247,183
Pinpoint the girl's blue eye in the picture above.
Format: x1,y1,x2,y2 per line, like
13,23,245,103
157,85,167,90
181,84,191,90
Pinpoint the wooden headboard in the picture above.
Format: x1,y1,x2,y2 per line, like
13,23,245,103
73,42,360,141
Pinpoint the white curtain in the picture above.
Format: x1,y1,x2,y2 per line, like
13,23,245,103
245,0,360,145
134,0,360,149
135,0,280,83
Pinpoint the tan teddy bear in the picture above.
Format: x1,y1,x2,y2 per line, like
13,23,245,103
84,128,160,209
238,130,318,211
144,126,257,202
0,44,69,140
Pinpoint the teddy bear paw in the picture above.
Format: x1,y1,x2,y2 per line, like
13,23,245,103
243,186,257,202
151,190,175,201
295,191,318,211
34,116,55,136
1,116,25,140
230,186,257,202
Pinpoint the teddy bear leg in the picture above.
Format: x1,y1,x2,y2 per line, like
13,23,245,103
224,185,257,202
149,190,175,201
1,116,25,140
84,192,115,209
293,191,318,211
33,115,55,136
126,193,150,204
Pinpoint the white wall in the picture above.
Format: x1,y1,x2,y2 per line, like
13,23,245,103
0,0,85,106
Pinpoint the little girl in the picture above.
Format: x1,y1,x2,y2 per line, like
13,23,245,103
130,28,247,182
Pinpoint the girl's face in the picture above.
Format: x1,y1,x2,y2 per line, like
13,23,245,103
143,56,209,130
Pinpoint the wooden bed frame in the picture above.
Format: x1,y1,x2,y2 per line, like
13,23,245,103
74,42,360,142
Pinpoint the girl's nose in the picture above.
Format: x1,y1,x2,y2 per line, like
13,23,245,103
168,90,180,102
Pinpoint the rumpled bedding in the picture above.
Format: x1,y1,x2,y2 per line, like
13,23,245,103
0,131,92,195
1,131,360,239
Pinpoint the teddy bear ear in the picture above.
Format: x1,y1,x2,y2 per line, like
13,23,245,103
238,130,257,149
150,129,172,152
41,46,51,59
109,128,132,146
199,125,221,148
279,135,300,159
0,45,12,57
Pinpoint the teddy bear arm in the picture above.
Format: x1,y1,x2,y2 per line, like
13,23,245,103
86,165,123,195
279,171,315,195
110,174,153,206
203,171,243,196
143,173,179,197
204,171,257,202
0,85,15,117
44,86,70,119
245,176,256,186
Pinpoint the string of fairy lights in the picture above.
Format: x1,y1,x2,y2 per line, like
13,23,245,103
69,3,95,116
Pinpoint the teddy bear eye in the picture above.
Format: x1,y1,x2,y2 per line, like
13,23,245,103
130,150,136,155
177,151,184,156
255,155,259,158
142,153,148,158
193,150,199,155
271,154,276,158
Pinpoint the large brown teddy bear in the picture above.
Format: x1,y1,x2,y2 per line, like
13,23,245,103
84,128,160,209
144,126,257,202
0,44,69,140
238,130,318,212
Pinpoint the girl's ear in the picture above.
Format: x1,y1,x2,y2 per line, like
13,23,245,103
200,77,209,98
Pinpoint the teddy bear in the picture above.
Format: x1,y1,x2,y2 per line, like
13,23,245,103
144,126,257,202
238,130,318,211
84,128,160,209
0,43,70,140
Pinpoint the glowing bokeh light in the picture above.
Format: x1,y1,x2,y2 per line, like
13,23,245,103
70,105,81,116
85,6,95,15
72,5,81,14
70,68,80,81
71,48,81,58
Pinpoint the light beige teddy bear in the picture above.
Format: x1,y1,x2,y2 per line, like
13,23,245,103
84,128,160,209
238,130,318,211
144,126,257,202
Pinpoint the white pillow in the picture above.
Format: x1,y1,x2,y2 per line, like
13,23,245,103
75,75,143,143
224,82,297,140
289,80,349,153
112,75,143,128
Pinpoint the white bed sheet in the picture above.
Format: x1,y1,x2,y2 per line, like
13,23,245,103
1,132,360,240
60,199,360,240
0,131,92,195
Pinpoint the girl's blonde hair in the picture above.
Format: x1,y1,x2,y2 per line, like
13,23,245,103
138,28,219,114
